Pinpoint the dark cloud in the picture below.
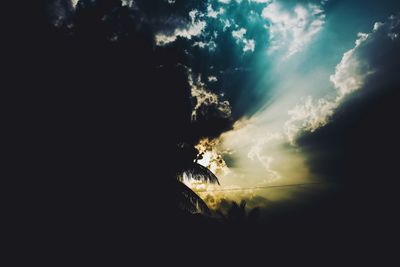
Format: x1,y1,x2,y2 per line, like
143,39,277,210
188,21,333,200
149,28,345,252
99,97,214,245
46,0,75,26
296,14,400,229
299,13,400,180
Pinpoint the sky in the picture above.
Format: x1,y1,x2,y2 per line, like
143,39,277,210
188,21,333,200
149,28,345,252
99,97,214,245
144,0,400,212
49,0,400,215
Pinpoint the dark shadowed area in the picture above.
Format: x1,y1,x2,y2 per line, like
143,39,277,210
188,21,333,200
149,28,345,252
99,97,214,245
6,0,400,263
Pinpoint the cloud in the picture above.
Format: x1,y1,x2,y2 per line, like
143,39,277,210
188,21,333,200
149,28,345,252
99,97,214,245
207,4,225,18
188,72,232,121
155,10,207,46
249,0,271,3
188,13,400,211
193,40,217,51
243,39,256,52
330,33,373,97
208,76,218,82
247,133,283,181
295,13,400,192
232,28,246,40
261,1,326,58
285,14,400,142
232,28,256,53
57,1,400,216
71,0,79,9
121,0,136,8
217,0,232,4
197,188,271,212
48,0,75,27
195,138,231,176
284,96,337,143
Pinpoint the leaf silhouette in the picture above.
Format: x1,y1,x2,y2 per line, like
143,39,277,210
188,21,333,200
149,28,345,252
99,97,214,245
179,162,220,185
175,181,211,215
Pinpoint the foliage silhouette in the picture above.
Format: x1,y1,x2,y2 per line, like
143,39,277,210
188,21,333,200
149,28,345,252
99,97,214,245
46,0,219,215
217,200,260,225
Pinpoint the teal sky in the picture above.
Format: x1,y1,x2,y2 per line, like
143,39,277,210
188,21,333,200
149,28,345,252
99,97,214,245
154,0,399,120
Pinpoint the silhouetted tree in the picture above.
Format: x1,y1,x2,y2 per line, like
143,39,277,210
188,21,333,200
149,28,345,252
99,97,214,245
173,142,220,215
217,200,260,225
47,0,219,216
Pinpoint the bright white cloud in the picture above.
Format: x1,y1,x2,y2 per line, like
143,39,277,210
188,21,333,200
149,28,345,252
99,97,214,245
284,32,375,142
232,28,247,40
262,2,325,58
232,28,256,53
243,39,256,52
70,0,79,9
121,0,135,8
193,40,217,51
207,4,225,18
330,33,372,96
281,15,400,143
284,96,337,143
222,19,232,31
208,76,218,82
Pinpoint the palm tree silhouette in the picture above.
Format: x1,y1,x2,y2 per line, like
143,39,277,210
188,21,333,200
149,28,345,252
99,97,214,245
174,143,220,215
53,0,219,216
